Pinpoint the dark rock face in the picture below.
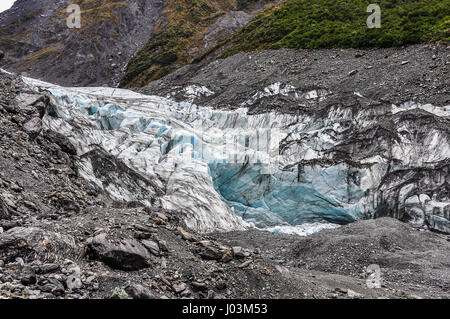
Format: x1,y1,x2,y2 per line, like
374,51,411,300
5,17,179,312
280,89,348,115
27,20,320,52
86,233,152,271
80,148,165,204
0,0,166,87
0,227,84,264
0,0,275,88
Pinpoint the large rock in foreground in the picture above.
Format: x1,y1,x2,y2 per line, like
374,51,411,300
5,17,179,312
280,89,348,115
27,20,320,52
86,233,152,271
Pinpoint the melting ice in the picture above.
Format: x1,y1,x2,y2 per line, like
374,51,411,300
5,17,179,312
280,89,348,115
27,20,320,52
21,77,450,234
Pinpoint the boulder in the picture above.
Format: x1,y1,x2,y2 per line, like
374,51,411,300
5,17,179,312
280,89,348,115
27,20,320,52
0,227,84,264
23,117,42,136
87,233,152,271
20,266,37,286
141,239,160,257
199,245,223,260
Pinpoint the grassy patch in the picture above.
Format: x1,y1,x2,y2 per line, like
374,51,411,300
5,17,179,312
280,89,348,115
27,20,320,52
220,0,450,58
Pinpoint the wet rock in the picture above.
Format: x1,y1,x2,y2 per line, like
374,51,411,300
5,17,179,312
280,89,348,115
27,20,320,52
86,233,151,271
125,284,156,299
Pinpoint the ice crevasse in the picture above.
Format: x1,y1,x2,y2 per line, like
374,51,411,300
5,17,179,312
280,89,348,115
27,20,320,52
23,78,450,235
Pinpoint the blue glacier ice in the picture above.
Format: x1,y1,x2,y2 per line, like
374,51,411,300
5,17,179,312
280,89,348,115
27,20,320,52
21,77,450,234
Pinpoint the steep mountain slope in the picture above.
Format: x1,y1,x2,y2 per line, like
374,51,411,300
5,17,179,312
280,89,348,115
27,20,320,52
2,1,447,89
0,0,166,86
0,0,276,88
119,0,277,87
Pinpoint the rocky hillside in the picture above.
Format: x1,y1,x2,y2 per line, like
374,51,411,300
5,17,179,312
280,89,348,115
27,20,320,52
0,0,275,87
119,0,277,87
0,0,166,86
1,70,449,299
1,1,447,88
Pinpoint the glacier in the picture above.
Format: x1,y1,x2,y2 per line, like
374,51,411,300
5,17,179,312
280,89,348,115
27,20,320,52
21,76,450,234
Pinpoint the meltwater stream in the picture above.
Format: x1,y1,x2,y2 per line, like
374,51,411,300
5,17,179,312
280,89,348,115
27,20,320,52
21,76,450,235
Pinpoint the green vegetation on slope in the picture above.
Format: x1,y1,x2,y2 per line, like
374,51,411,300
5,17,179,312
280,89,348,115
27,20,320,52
120,0,272,88
220,0,450,58
120,0,449,88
